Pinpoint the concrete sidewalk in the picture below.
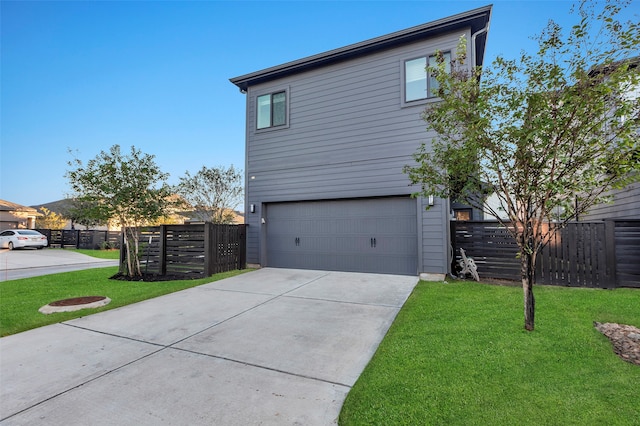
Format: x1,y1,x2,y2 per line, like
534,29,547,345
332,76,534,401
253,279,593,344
0,268,418,425
0,249,118,281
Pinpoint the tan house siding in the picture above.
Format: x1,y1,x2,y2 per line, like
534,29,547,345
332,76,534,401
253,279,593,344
0,199,41,229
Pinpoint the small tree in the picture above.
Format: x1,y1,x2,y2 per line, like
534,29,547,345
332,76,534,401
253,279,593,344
66,145,175,277
36,207,67,229
404,0,639,330
174,165,243,224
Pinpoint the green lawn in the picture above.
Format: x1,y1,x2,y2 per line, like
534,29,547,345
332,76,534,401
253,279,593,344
0,260,251,336
68,248,121,259
340,281,640,426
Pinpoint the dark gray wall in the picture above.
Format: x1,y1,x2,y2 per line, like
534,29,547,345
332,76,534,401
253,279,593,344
243,29,472,274
582,182,640,220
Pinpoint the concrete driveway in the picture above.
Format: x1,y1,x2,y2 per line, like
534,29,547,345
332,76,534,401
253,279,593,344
0,268,418,425
0,248,118,281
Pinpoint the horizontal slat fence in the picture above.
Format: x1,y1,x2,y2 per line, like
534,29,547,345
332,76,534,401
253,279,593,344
451,220,640,289
615,221,640,288
37,229,121,249
451,221,520,281
125,223,247,278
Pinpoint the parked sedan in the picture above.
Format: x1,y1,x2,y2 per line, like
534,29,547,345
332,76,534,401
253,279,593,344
0,229,48,250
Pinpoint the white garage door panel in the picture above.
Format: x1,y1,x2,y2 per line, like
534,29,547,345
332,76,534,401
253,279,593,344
266,198,418,275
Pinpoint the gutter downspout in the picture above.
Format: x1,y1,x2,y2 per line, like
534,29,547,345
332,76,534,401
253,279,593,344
471,19,490,68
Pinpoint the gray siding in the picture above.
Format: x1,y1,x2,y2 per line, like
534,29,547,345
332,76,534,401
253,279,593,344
418,196,451,272
582,182,640,220
244,29,471,274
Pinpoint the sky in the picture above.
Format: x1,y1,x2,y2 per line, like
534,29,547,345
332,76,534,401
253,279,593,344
1,0,638,207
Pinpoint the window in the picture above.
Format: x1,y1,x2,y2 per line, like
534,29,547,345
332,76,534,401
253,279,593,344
454,209,472,221
257,91,286,129
404,51,451,103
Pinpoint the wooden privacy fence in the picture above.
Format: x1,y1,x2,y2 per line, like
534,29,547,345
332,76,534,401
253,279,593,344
451,220,640,289
36,229,121,250
123,223,247,278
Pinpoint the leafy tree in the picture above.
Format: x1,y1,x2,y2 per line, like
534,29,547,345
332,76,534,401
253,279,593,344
65,198,108,230
174,165,243,224
66,145,175,277
404,0,639,330
36,207,67,229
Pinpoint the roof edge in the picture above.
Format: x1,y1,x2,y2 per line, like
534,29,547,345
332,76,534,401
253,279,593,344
0,199,39,213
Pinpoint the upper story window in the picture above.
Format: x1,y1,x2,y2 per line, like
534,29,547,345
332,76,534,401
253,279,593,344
257,91,287,129
404,51,451,103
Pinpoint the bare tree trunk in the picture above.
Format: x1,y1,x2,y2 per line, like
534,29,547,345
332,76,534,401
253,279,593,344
522,251,536,331
133,233,141,276
119,233,127,276
121,227,145,277
124,228,138,277
123,234,133,277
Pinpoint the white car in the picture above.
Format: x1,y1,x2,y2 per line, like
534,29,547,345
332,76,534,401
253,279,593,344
0,229,48,250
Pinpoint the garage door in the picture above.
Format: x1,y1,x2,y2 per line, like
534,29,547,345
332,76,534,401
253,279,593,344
266,197,417,275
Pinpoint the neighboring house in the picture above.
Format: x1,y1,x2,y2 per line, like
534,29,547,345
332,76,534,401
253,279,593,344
481,57,640,224
38,198,190,230
0,199,41,229
481,193,512,221
35,199,76,230
36,199,107,230
481,180,640,222
581,182,640,220
582,57,639,221
183,209,245,225
230,6,492,277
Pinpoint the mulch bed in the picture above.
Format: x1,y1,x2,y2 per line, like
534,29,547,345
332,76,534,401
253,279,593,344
109,273,203,282
594,322,640,366
39,296,111,314
49,296,107,306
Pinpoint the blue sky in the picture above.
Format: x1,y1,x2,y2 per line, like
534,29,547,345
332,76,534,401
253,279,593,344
1,0,638,207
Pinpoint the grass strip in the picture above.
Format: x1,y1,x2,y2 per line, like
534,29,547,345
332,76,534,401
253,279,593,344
66,248,121,259
339,281,640,425
0,266,251,337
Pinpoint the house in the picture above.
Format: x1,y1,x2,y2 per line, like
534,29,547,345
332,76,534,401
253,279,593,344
477,56,639,224
230,6,492,277
183,209,245,225
35,199,112,230
37,197,192,230
581,183,640,220
582,57,640,221
0,199,41,229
